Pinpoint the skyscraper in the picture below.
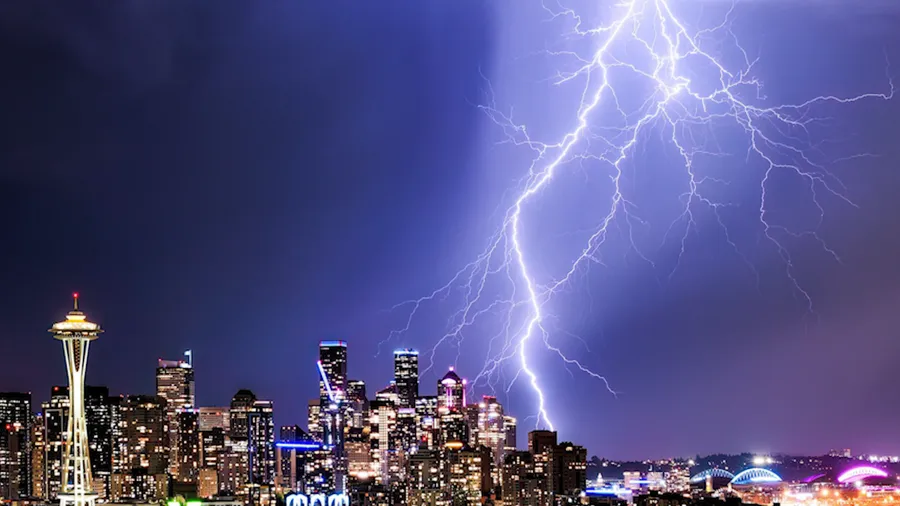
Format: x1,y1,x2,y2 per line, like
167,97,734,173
393,349,418,409
318,341,347,407
156,357,195,476
0,392,32,499
437,369,465,414
83,387,112,495
31,413,46,499
43,387,69,500
50,295,102,506
118,395,168,476
477,396,506,469
247,400,275,485
174,409,200,484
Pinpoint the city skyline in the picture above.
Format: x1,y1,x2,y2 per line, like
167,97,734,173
1,1,900,463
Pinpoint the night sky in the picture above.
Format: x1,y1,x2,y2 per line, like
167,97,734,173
2,1,900,460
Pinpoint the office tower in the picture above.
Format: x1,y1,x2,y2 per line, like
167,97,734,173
392,349,418,409
279,425,305,444
32,413,46,499
201,428,226,470
156,357,195,476
445,445,493,506
198,407,230,433
82,386,112,496
113,395,168,502
303,448,334,494
528,430,557,456
318,341,347,405
503,451,545,506
503,415,517,455
229,390,256,441
406,450,442,506
197,468,218,499
368,400,395,485
415,396,438,451
344,428,372,483
464,404,480,446
477,396,505,468
346,380,368,429
43,386,69,500
438,411,467,447
0,392,32,499
216,439,248,495
247,400,275,485
394,408,417,454
174,409,200,483
108,397,122,477
552,442,587,497
437,369,465,414
306,400,322,442
50,296,102,506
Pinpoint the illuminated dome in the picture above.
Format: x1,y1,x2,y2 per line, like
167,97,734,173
441,369,462,385
837,466,888,484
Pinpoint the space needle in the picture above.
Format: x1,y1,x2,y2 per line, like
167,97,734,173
50,294,102,506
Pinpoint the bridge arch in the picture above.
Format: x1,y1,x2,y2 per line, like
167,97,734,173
690,468,735,483
730,468,782,485
837,466,888,483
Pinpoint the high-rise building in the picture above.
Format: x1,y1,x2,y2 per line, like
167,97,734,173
198,407,229,433
415,396,438,451
392,350,418,409
437,369,465,414
445,445,493,506
318,341,347,405
552,442,587,497
83,387,112,496
0,392,32,499
368,400,396,485
247,400,275,485
503,451,545,506
50,296,102,506
31,413,46,499
156,357,195,476
477,396,506,485
306,400,322,442
229,390,256,441
503,415,517,455
174,409,200,484
406,450,442,506
43,386,69,500
117,395,168,476
346,380,368,429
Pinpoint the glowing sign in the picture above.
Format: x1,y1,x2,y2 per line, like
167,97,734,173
286,493,349,506
276,442,322,451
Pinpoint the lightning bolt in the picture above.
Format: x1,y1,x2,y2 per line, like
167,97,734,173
388,0,893,431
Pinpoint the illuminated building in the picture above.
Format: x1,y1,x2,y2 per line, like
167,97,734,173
229,390,256,441
201,428,226,471
318,341,348,411
198,407,230,433
197,468,218,498
368,400,396,484
43,386,69,499
0,391,32,499
217,439,248,495
503,415,517,455
503,451,546,506
306,400,322,442
247,400,275,485
436,369,465,414
395,408,417,454
406,449,442,506
415,396,438,451
156,357,195,476
115,395,168,500
50,296,102,506
464,404,480,446
553,442,587,497
393,349,419,409
174,409,200,483
439,411,467,448
31,413,46,499
445,445,493,506
477,396,505,467
302,448,334,494
345,434,373,483
664,464,690,493
346,380,368,429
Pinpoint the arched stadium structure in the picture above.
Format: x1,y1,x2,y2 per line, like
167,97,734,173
837,466,888,484
690,469,735,483
730,468,782,485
